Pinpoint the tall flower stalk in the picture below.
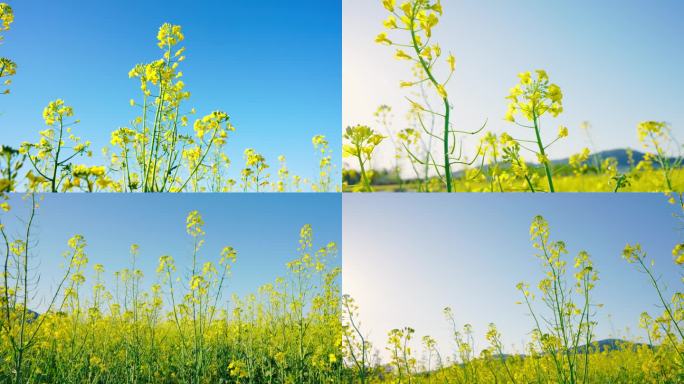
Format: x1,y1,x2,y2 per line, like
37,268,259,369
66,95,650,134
376,0,483,192
504,70,566,193
517,216,599,384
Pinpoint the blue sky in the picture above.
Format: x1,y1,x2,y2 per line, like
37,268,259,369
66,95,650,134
344,0,684,172
0,0,341,181
2,193,341,311
344,193,682,360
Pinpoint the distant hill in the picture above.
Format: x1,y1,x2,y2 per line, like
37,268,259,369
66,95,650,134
492,338,648,360
472,339,647,363
576,338,649,353
26,309,39,322
450,149,660,179
452,148,678,177
15,309,40,323
408,338,651,377
550,149,679,170
349,148,681,186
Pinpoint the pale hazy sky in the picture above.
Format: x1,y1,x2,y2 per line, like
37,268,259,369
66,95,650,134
343,0,684,171
343,193,682,362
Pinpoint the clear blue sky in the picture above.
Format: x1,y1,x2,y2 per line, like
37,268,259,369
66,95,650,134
344,0,684,172
344,193,682,360
2,193,341,311
1,0,341,181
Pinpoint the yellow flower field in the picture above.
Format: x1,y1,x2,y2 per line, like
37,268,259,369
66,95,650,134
0,195,342,383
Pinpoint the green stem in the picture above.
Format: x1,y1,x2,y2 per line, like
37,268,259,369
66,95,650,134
51,119,65,192
532,111,555,192
407,4,452,192
443,99,452,192
356,142,372,192
637,257,684,364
